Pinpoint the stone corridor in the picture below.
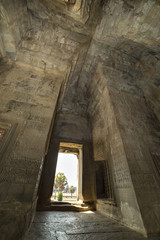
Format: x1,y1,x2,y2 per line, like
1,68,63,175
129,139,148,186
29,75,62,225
1,1,160,239
24,211,151,240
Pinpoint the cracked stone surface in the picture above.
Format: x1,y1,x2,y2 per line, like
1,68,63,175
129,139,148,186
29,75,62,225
1,0,160,239
24,211,149,240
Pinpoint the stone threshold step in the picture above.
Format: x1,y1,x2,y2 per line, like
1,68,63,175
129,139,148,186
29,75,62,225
37,201,95,212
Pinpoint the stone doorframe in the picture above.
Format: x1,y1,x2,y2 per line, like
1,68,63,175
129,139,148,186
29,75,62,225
58,142,83,201
37,139,84,205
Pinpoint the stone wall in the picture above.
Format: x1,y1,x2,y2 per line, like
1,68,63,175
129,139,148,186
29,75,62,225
0,0,30,58
51,111,95,202
0,0,160,239
95,0,160,48
38,41,96,203
88,65,145,234
88,62,160,236
0,1,97,238
85,3,160,235
0,61,65,239
110,86,160,236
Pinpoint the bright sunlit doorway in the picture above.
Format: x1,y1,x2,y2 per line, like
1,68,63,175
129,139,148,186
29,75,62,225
51,142,83,203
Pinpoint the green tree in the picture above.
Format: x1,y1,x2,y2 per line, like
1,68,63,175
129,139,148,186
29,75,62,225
57,191,63,201
69,185,75,198
54,172,68,192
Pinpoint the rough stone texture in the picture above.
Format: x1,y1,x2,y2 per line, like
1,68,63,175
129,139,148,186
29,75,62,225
88,66,146,234
0,0,30,58
0,0,160,239
38,110,95,205
0,61,65,239
97,0,160,120
0,1,98,239
83,3,160,235
0,201,34,240
0,62,64,198
24,211,151,240
87,61,160,236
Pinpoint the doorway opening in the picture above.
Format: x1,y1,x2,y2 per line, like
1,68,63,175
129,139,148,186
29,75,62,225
52,142,83,203
52,153,78,202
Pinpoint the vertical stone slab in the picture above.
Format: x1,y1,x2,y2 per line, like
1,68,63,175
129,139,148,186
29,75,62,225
38,138,60,205
90,83,146,234
110,88,160,236
0,62,65,239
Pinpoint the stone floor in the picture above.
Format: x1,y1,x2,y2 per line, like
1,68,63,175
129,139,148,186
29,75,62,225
23,211,158,240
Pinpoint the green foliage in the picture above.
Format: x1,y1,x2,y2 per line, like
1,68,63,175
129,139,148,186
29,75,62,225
54,172,68,191
69,185,75,197
57,191,63,201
